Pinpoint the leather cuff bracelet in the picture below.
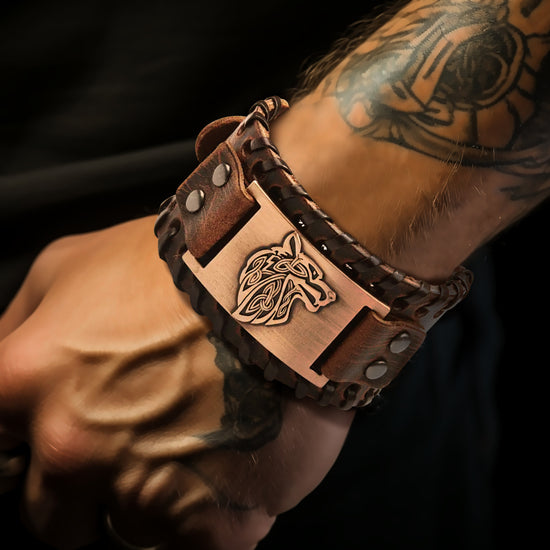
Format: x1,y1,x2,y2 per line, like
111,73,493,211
154,97,473,410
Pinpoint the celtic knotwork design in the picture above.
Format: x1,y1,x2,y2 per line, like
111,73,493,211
232,232,336,326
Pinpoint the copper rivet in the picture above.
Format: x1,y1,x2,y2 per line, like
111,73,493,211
389,331,411,354
185,189,205,213
212,163,231,187
365,360,388,381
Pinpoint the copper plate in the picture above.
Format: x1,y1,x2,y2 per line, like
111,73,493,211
183,181,390,387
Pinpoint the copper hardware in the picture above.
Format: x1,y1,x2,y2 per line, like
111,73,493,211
183,181,390,387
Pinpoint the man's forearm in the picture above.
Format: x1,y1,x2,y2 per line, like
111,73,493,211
272,0,550,281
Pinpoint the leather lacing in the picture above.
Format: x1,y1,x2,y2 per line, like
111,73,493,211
232,98,473,330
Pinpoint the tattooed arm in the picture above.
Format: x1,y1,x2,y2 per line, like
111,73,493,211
1,1,549,549
273,0,550,280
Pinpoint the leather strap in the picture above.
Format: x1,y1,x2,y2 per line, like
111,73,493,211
154,97,473,409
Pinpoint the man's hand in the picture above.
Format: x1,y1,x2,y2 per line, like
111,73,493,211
0,217,354,549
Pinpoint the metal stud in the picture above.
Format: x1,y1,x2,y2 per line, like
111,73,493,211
389,331,411,354
364,360,388,381
185,189,205,213
212,163,231,187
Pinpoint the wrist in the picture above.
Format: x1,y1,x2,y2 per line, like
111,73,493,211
270,95,453,281
156,97,473,409
272,0,550,281
270,95,528,282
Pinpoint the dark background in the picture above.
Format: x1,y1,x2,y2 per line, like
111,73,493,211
1,1,546,548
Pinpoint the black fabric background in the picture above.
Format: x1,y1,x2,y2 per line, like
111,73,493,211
0,1,546,548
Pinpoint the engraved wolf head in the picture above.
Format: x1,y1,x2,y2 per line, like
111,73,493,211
232,232,336,326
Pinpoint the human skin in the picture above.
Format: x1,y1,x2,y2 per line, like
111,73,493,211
274,0,550,281
1,0,549,548
0,220,353,549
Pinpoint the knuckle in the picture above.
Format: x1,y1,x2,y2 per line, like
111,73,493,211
136,462,180,510
33,416,96,477
113,463,148,506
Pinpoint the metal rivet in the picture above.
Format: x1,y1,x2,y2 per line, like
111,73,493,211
212,163,231,187
389,331,411,354
185,189,205,213
365,360,388,381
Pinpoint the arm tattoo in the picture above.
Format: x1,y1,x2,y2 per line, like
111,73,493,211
200,333,283,452
333,0,550,200
176,335,283,513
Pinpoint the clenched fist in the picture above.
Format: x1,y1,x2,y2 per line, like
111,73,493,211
0,217,353,549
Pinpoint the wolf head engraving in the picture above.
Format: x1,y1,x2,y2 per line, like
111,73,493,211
232,232,336,326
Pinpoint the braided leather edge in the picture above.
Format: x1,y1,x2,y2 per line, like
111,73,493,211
229,98,473,331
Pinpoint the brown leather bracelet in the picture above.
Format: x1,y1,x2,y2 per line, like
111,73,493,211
154,97,473,409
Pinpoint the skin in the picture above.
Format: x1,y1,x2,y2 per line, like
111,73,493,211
0,221,353,549
274,0,550,280
1,0,549,547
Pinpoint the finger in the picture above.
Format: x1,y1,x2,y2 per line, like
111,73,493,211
21,454,102,549
109,461,276,550
107,462,184,549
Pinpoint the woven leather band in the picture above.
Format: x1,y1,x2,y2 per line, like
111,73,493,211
154,97,473,409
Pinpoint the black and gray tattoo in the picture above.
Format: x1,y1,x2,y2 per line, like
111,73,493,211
200,333,283,452
333,0,550,199
176,334,284,512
